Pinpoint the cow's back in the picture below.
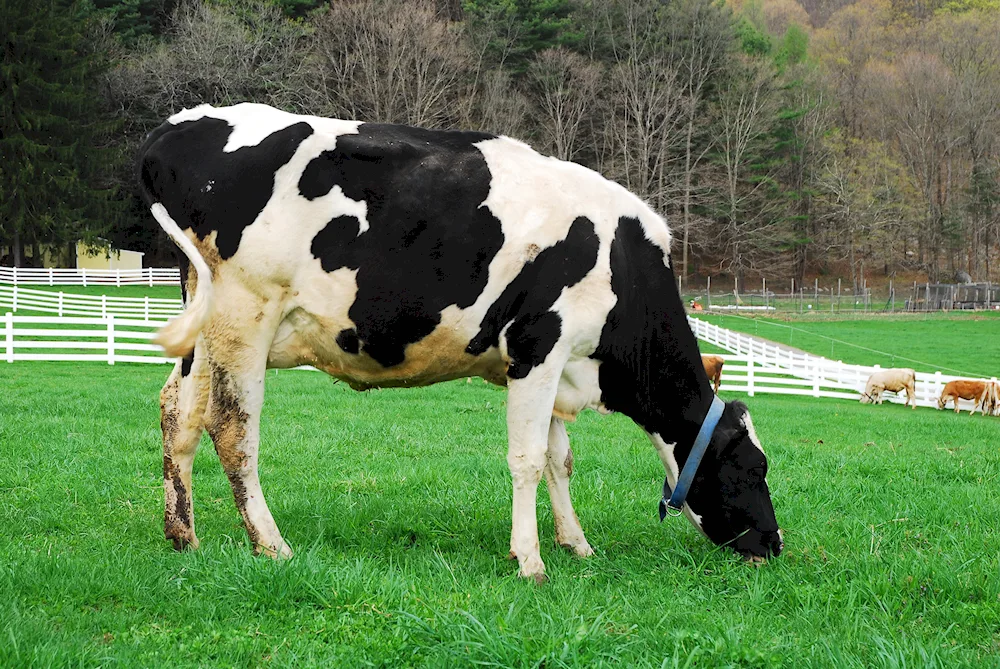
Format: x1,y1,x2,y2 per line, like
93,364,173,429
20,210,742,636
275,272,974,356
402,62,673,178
139,104,668,394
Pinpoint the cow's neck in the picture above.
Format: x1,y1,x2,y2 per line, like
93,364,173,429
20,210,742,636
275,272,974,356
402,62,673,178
592,218,717,463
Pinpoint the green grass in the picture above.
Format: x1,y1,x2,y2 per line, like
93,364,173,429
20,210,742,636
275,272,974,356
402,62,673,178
5,283,182,301
2,363,999,666
695,312,1000,378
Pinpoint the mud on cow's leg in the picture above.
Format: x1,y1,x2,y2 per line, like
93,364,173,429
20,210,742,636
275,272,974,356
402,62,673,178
162,352,209,551
204,330,291,559
544,418,593,557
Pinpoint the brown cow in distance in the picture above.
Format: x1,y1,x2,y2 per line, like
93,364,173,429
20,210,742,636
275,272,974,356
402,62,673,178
702,354,725,393
938,380,997,415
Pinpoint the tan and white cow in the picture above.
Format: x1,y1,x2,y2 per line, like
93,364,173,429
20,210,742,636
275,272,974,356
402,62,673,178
860,368,917,409
139,103,782,581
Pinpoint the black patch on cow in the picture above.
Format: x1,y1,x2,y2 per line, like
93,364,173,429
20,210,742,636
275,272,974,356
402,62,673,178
138,118,314,260
304,124,504,368
336,328,360,354
465,216,599,378
467,217,599,358
591,216,713,437
180,353,194,377
505,311,563,379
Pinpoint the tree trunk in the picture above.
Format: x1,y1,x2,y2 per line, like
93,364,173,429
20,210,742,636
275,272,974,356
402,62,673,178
13,227,22,268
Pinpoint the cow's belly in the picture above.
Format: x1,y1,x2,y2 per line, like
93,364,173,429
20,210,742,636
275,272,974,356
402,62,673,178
266,304,508,389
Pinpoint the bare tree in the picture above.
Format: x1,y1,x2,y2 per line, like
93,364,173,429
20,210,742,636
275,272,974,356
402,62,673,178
299,0,470,128
108,0,306,123
527,47,602,161
710,55,784,287
599,0,687,214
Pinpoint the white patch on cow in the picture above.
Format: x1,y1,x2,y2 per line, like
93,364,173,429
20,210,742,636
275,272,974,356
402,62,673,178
742,411,765,455
552,358,606,421
648,433,706,536
168,103,362,154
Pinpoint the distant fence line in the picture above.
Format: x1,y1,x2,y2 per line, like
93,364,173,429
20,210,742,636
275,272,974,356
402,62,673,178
0,266,181,287
907,282,998,311
688,277,1000,312
689,316,996,411
4,310,995,413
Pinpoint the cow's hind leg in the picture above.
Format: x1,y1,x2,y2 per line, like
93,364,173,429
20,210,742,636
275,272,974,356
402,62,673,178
162,353,209,550
544,418,593,557
202,314,291,558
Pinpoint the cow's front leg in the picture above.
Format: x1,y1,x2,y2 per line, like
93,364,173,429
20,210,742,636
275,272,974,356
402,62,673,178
161,352,209,550
205,354,291,559
506,362,563,583
544,418,593,557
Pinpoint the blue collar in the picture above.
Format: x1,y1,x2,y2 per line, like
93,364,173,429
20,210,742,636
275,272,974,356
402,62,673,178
659,395,726,520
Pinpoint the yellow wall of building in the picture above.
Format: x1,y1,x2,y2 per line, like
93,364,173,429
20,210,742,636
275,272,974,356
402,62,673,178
75,242,144,270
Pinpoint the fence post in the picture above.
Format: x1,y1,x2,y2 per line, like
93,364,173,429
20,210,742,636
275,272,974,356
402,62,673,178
58,291,64,317
706,275,711,309
48,267,54,286
12,285,17,313
82,268,87,287
107,315,115,365
144,296,150,321
934,371,942,405
11,266,16,286
116,270,121,288
148,268,153,288
747,345,755,397
101,294,107,318
5,312,12,363
813,360,820,397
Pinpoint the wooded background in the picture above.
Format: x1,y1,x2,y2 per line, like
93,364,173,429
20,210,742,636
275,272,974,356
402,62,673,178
2,0,999,292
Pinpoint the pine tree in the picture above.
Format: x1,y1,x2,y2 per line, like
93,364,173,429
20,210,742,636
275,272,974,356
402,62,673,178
0,0,117,266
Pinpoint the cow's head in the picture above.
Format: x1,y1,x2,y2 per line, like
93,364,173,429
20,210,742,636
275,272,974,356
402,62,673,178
671,401,783,561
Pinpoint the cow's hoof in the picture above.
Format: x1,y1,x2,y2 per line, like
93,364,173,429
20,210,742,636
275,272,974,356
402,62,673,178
518,568,548,585
517,557,547,583
558,539,594,558
166,528,199,551
255,541,293,560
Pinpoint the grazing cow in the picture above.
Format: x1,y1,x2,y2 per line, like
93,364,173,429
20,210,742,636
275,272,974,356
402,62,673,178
701,354,725,393
138,103,782,580
938,380,995,415
860,368,917,409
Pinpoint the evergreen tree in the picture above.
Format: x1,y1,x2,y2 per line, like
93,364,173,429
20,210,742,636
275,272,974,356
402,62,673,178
0,0,117,266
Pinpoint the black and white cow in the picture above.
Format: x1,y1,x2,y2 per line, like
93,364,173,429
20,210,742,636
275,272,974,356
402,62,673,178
138,103,782,581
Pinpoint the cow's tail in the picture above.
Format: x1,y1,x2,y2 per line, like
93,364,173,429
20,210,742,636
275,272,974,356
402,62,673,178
150,202,214,358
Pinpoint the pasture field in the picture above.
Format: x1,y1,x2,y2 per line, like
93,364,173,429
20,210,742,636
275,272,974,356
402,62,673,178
696,312,1000,378
2,363,999,667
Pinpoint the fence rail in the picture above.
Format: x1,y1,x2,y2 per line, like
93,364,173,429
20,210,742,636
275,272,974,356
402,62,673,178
0,266,181,286
3,314,171,364
0,285,183,319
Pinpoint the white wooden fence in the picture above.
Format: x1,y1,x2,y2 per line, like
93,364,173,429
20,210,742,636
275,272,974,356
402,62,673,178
689,316,997,411
0,285,183,320
3,314,170,364
0,266,180,286
1,308,994,412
